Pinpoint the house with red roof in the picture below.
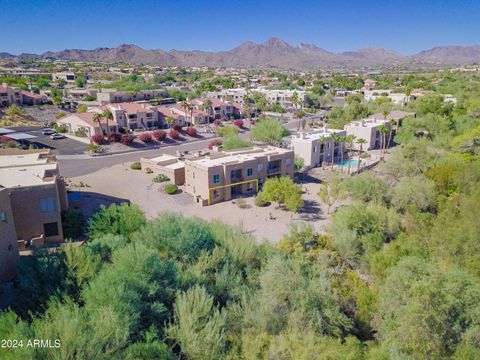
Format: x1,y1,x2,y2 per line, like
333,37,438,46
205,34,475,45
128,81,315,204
57,101,163,136
0,83,47,107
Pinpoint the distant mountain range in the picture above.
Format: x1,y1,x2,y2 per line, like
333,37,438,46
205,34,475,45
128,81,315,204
2,38,480,69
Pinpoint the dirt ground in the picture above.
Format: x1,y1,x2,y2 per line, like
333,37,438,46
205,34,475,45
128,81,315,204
68,162,337,243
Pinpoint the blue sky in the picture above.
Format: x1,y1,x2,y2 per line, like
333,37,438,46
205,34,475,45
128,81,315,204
1,0,479,55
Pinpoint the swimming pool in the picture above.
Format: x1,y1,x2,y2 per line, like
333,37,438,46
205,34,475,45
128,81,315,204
337,159,358,167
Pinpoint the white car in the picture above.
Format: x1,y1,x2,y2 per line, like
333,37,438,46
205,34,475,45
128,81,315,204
42,128,56,135
50,133,65,140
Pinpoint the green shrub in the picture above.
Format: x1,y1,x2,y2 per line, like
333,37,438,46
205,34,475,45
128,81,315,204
153,174,169,183
145,167,153,174
216,125,238,138
236,199,247,208
61,209,85,239
222,136,252,150
54,124,67,133
130,162,142,170
76,105,88,113
254,195,269,207
86,144,102,153
74,128,88,137
83,95,96,101
164,183,177,194
55,111,66,119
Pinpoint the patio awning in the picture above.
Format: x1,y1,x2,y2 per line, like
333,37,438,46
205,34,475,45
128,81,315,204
0,128,15,135
4,133,37,140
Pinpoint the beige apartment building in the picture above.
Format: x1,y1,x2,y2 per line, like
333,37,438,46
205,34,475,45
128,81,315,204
0,187,19,282
140,154,186,185
58,102,161,135
344,118,392,150
184,147,294,206
290,127,347,168
97,88,167,103
0,149,68,248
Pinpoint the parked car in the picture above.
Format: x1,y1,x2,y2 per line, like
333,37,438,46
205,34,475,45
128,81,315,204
42,128,56,135
50,133,65,140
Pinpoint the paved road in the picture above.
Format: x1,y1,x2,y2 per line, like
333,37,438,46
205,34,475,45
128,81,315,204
59,137,217,177
59,118,300,178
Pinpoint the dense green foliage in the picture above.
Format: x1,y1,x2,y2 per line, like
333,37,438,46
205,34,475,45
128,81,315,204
250,117,290,144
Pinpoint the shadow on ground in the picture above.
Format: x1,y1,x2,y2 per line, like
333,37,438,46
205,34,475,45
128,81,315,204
68,191,130,217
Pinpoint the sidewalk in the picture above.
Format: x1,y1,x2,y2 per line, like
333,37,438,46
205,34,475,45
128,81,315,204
57,135,220,160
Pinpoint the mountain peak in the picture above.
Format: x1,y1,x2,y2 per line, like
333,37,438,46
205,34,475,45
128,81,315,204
262,37,291,48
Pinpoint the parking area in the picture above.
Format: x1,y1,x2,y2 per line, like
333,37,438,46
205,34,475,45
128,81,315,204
25,130,87,155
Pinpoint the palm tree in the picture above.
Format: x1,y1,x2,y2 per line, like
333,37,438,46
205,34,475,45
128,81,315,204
166,116,175,129
345,134,356,175
319,136,328,169
188,104,194,129
92,112,104,136
338,135,346,173
383,110,389,120
291,91,299,109
356,138,366,173
386,119,396,152
294,110,306,131
331,133,341,169
181,100,189,126
379,125,389,160
102,108,113,137
202,99,213,122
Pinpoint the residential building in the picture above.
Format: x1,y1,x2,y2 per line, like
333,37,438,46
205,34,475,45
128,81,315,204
0,83,22,106
97,102,161,130
168,103,209,126
140,154,185,185
64,87,98,100
208,88,307,109
58,102,161,135
0,187,19,282
189,98,237,120
344,118,392,150
57,112,114,137
363,79,377,90
52,72,76,83
184,147,294,206
96,88,167,103
0,83,47,107
363,89,408,105
0,149,68,248
290,127,347,168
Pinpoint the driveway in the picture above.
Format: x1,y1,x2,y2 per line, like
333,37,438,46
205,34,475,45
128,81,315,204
26,130,87,155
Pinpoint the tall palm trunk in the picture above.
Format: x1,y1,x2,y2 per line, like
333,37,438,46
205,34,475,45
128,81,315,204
322,144,327,169
347,146,352,175
357,145,363,173
340,142,344,173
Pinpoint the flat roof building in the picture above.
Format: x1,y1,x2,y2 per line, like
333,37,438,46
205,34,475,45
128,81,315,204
290,127,347,168
184,146,294,206
0,149,68,248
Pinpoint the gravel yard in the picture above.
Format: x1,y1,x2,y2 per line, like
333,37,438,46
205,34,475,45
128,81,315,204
68,162,335,243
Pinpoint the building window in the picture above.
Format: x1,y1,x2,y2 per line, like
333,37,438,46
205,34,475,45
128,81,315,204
258,163,263,172
247,168,253,177
213,174,220,183
286,158,292,166
40,197,56,213
213,190,220,198
44,222,59,237
1,211,7,223
313,146,317,153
